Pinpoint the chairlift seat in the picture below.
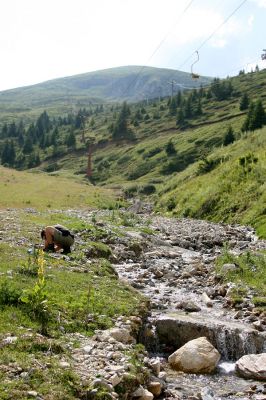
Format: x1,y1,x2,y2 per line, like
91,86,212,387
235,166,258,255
191,73,200,79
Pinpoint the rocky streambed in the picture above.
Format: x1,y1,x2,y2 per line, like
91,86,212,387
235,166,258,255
106,212,266,399
0,207,266,400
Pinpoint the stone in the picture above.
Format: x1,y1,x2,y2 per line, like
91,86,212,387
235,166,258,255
200,387,215,400
149,358,160,376
59,361,70,368
201,292,213,307
181,300,201,312
93,378,113,392
158,371,167,380
235,354,266,380
83,345,93,353
132,386,154,399
109,374,122,387
168,337,220,374
3,336,18,344
147,381,162,397
220,263,237,274
27,392,38,398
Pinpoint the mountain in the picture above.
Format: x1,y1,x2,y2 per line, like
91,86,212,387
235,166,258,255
0,66,265,237
0,66,211,121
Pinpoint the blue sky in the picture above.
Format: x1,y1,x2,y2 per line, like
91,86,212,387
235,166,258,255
0,0,265,91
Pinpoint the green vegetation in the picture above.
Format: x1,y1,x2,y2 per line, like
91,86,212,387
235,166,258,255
0,209,147,398
0,67,266,238
0,166,115,210
216,248,266,310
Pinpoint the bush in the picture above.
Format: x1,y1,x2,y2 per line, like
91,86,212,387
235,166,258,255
124,185,139,198
139,184,156,195
0,280,22,307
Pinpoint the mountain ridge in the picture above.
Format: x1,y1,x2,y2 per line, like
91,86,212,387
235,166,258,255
0,65,212,121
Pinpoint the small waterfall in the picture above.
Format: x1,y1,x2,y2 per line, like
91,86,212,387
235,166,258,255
155,313,265,360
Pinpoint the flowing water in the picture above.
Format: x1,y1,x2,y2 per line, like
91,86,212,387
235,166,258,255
113,216,266,399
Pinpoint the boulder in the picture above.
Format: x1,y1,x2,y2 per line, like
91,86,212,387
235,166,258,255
181,300,201,312
235,353,266,380
103,328,135,344
132,386,154,399
147,381,162,397
168,337,220,374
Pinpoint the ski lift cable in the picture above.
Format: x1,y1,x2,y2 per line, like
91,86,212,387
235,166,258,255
161,0,249,96
121,0,196,98
177,0,249,72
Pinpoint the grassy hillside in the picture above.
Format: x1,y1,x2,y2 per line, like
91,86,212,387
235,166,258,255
0,68,265,237
156,128,266,238
0,166,116,210
0,65,211,123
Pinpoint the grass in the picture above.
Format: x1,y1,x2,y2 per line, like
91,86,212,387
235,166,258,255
0,166,116,210
0,209,147,399
156,127,266,238
216,248,266,309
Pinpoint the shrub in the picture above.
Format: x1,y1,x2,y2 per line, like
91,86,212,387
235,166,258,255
0,280,22,307
124,185,139,198
139,184,156,195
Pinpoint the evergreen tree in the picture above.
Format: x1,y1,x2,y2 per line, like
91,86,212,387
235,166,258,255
176,91,182,106
184,97,192,118
112,102,134,140
241,102,255,132
168,97,177,116
241,100,265,132
195,98,203,116
18,131,24,147
252,99,265,129
0,123,8,139
50,128,58,146
65,131,76,148
8,122,17,137
165,140,176,156
23,135,34,154
176,108,186,128
239,92,249,111
1,140,16,166
223,126,235,146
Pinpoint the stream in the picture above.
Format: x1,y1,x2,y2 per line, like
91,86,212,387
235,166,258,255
112,214,266,399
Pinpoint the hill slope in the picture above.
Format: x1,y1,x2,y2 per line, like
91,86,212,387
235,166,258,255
0,66,211,122
0,68,265,236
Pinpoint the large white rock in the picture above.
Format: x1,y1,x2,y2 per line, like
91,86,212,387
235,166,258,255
132,386,154,399
168,336,220,374
109,328,135,344
235,353,266,380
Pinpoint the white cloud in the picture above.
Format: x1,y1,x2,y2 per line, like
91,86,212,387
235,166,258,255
210,38,227,48
247,14,255,28
250,0,266,7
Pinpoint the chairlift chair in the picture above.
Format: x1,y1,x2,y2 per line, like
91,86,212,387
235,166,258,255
261,49,266,60
191,51,200,79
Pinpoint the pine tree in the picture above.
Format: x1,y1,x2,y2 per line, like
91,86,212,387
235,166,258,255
252,99,265,130
65,131,76,148
23,135,34,154
1,140,16,166
165,140,176,156
112,102,134,140
169,97,177,116
223,126,235,146
195,98,203,116
184,97,192,118
239,92,249,111
176,108,186,128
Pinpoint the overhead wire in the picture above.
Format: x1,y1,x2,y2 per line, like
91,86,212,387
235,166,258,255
176,0,248,73
121,0,196,98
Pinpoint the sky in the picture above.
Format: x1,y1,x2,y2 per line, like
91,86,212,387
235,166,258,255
0,0,266,91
